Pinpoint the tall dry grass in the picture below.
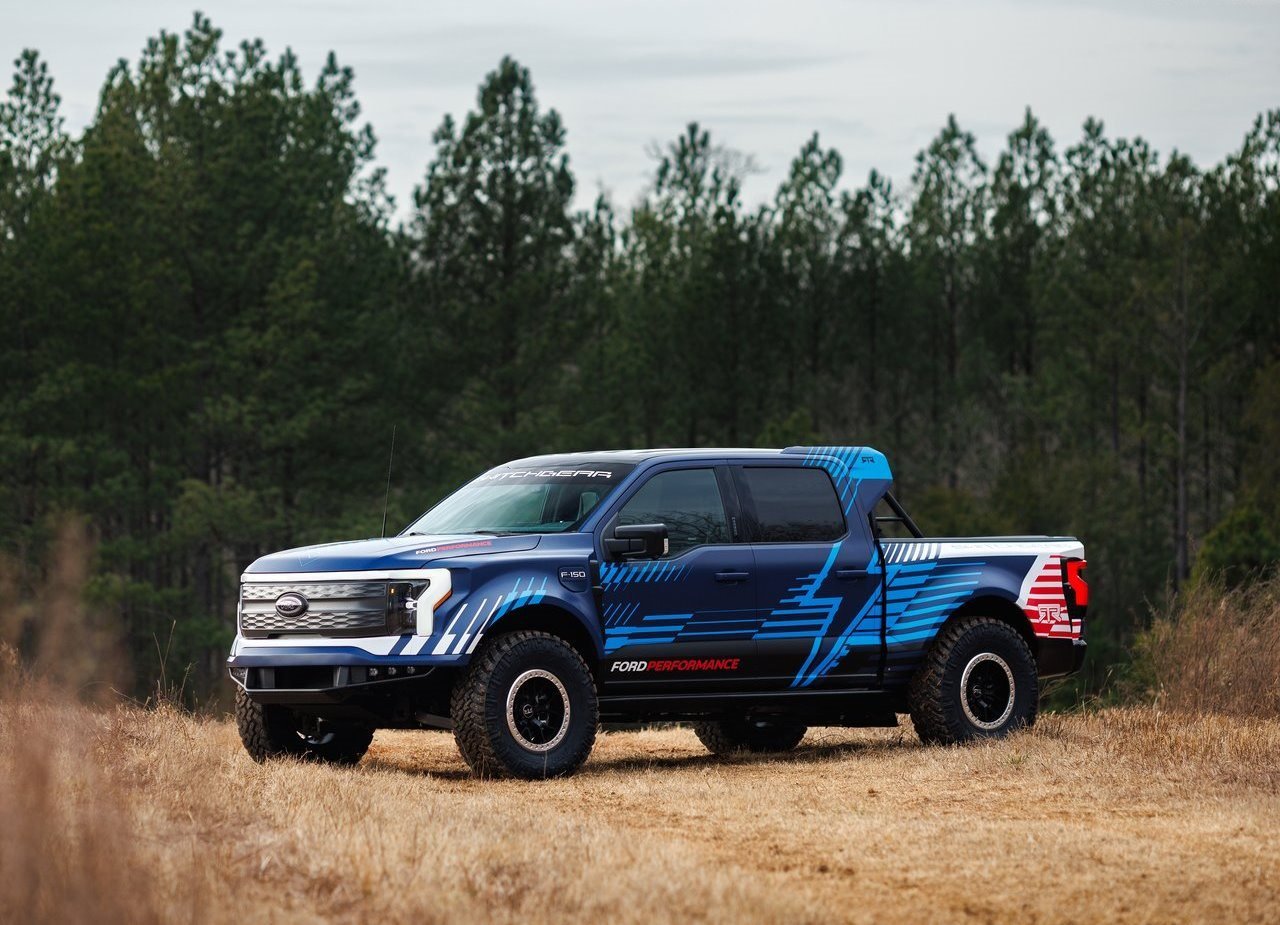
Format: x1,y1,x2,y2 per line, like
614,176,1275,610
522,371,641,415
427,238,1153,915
1133,575,1280,718
0,687,169,924
0,523,189,925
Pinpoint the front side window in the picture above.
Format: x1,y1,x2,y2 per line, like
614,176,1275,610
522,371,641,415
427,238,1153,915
738,466,845,543
616,468,729,556
405,464,633,535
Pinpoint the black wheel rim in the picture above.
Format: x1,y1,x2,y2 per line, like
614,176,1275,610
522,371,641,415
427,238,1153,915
960,653,1015,729
506,669,570,752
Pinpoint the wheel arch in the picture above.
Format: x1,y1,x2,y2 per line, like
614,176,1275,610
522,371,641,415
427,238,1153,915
907,598,1042,745
485,602,602,670
944,594,1037,657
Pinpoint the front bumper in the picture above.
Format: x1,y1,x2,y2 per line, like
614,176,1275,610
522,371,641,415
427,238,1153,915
228,661,441,704
229,632,472,664
227,627,480,699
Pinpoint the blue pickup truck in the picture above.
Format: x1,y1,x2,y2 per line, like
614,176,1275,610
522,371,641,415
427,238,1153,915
229,446,1088,778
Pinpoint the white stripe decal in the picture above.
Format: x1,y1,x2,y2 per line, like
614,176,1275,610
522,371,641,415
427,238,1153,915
456,597,502,656
241,568,449,583
237,636,403,655
936,541,1083,559
1016,555,1053,608
432,602,470,655
883,540,1081,564
452,600,488,655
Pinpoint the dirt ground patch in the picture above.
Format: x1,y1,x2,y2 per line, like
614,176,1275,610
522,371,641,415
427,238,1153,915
3,704,1278,924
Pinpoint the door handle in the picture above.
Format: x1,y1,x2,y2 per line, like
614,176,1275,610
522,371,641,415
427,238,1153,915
836,568,869,580
715,571,751,583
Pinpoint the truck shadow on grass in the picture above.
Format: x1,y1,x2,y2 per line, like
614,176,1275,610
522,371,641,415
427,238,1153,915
579,737,920,777
362,731,920,780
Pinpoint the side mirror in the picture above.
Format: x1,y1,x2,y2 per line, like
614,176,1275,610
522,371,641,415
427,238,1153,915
605,523,669,561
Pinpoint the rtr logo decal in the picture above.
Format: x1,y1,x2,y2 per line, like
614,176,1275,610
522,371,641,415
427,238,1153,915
1036,603,1063,622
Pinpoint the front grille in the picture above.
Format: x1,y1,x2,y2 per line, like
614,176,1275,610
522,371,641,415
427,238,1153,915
239,581,390,637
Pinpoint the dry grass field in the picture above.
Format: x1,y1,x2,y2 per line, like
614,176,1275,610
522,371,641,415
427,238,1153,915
2,693,1279,925
3,542,1278,924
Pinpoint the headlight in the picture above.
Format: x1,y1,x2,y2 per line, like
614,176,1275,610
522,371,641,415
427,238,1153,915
387,569,452,635
388,581,431,632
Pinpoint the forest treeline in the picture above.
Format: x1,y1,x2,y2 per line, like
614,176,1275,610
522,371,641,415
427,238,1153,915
1,15,1277,701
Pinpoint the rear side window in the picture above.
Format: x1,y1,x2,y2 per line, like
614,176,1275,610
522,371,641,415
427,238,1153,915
738,467,845,543
617,468,730,556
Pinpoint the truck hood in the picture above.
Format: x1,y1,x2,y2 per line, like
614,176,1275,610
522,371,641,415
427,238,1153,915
243,533,541,574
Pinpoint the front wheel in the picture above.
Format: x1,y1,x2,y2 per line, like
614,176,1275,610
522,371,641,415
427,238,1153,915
450,631,598,779
694,716,807,755
234,688,373,764
908,616,1038,745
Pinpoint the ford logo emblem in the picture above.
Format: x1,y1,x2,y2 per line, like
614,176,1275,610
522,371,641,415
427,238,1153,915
275,592,308,618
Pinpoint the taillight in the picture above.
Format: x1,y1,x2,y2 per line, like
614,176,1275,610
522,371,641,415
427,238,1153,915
1064,559,1088,620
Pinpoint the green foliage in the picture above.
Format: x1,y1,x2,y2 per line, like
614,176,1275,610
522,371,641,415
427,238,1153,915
0,16,398,698
1189,360,1280,587
407,56,578,478
2,16,1278,700
1192,504,1280,587
1241,360,1280,519
907,487,1011,538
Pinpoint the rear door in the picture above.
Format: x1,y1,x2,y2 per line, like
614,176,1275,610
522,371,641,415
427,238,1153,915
735,463,883,690
594,463,756,693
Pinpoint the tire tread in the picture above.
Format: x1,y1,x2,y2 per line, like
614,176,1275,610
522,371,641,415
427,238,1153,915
451,630,597,779
694,718,807,755
907,616,1038,745
234,687,372,765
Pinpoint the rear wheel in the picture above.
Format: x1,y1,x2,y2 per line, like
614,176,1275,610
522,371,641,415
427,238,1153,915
234,688,373,765
908,616,1038,745
450,631,598,779
694,716,807,755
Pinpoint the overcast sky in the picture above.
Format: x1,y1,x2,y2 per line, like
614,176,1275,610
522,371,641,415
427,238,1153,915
5,0,1279,217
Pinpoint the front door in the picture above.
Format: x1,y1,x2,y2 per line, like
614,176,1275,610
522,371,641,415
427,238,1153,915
735,463,883,690
596,465,756,693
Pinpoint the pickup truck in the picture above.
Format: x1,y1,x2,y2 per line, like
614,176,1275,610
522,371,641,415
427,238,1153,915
229,446,1088,778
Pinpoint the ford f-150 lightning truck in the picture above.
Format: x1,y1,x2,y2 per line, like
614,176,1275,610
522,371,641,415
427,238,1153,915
229,447,1088,778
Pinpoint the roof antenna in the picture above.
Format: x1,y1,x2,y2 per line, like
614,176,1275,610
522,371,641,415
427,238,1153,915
380,424,397,538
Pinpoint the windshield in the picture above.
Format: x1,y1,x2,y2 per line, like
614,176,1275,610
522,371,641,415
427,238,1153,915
404,464,634,536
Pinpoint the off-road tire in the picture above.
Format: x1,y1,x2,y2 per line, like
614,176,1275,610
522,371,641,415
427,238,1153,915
450,631,598,779
694,717,808,755
908,616,1038,745
235,687,373,765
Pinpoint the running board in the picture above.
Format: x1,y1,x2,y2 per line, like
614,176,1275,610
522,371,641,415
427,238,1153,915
597,687,903,725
